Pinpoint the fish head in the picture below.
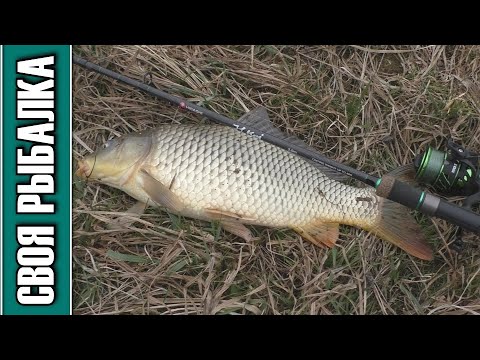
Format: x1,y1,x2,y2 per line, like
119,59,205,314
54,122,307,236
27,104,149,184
76,130,152,185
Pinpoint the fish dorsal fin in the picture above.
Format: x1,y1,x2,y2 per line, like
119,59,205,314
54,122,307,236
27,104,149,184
238,107,348,181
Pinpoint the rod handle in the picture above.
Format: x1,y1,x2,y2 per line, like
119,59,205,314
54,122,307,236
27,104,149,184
376,176,480,234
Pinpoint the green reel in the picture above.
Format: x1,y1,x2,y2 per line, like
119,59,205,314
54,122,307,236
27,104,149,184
414,139,479,196
414,139,480,252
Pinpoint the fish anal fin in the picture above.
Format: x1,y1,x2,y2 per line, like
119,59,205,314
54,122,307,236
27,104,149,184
293,221,340,248
140,169,185,213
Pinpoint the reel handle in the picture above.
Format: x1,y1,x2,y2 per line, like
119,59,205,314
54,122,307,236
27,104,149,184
376,176,480,234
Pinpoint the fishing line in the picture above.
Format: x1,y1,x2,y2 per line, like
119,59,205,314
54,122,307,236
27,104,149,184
83,134,108,181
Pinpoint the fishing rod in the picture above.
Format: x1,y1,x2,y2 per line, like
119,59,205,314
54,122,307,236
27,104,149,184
73,55,480,237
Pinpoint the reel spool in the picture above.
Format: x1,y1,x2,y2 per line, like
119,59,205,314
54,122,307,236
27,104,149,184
413,139,480,252
414,139,479,197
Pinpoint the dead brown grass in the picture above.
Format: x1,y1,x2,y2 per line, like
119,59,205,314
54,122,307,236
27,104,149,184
73,45,480,315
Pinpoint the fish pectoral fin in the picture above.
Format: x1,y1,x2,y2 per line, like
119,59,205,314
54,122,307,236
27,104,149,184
107,201,147,230
140,168,185,213
293,221,340,248
126,200,149,214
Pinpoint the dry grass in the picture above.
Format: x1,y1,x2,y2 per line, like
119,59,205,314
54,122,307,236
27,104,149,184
72,45,480,315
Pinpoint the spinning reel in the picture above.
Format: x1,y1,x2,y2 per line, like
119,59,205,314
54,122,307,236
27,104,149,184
414,138,480,251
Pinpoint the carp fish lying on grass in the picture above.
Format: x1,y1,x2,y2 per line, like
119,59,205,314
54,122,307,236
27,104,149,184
76,108,433,260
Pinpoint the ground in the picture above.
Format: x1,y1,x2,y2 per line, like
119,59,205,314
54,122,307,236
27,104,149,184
72,45,480,315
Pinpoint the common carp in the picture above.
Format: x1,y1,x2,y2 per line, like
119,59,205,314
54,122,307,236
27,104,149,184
75,107,432,260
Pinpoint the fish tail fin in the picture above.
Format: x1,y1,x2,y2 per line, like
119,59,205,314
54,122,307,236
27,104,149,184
366,198,433,260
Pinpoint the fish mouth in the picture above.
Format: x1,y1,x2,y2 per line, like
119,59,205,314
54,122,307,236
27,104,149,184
75,160,91,179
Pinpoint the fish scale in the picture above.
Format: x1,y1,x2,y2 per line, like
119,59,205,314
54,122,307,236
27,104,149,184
146,124,379,227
